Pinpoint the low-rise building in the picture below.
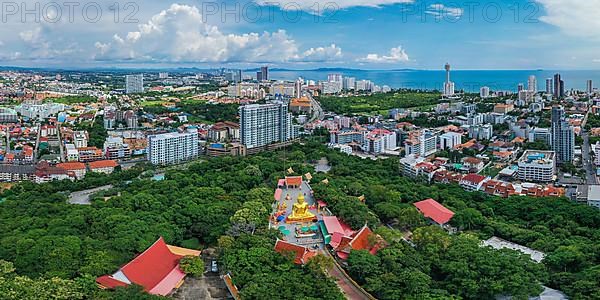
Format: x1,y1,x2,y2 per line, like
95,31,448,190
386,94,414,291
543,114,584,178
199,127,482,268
517,150,555,183
88,160,119,174
57,162,87,179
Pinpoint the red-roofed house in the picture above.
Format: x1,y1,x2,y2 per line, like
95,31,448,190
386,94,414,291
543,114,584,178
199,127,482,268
459,173,488,191
56,162,87,179
88,160,119,174
96,237,200,296
274,239,317,265
413,198,455,226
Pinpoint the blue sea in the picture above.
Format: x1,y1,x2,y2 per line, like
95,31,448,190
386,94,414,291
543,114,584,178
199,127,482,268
269,69,600,93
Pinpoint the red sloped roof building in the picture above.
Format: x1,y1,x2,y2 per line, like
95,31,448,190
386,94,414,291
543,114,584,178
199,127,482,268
96,237,200,296
413,198,455,225
274,239,317,265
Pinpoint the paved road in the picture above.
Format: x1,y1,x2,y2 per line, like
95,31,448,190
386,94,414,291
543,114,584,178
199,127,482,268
581,129,598,185
308,94,325,123
324,251,373,300
68,184,113,205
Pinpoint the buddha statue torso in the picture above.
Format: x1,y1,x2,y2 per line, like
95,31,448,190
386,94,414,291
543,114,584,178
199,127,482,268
288,193,314,221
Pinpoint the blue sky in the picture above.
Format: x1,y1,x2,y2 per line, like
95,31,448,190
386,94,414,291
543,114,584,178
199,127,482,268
1,0,599,69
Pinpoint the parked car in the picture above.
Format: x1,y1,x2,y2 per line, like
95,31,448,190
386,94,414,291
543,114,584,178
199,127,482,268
211,260,218,273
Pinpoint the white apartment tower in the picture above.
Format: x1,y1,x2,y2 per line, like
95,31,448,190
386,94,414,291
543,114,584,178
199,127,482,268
239,102,296,149
126,74,144,94
147,128,199,165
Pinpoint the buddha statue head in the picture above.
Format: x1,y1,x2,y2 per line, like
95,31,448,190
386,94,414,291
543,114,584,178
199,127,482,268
297,193,305,204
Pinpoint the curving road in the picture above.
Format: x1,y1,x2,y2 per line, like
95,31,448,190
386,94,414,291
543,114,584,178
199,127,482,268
324,251,374,300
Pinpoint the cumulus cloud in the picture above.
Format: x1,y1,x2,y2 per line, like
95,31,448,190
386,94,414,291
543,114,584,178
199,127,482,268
294,44,342,62
254,0,413,12
535,0,600,38
357,46,409,63
426,4,463,19
95,4,341,63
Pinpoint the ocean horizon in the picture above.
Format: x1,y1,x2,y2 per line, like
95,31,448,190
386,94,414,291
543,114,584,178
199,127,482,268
269,69,600,93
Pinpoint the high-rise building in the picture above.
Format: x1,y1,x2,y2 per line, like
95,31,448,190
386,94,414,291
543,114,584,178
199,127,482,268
327,73,342,83
517,83,524,92
147,128,199,165
480,86,490,98
443,63,455,96
545,78,553,94
158,72,168,79
551,106,574,163
126,74,144,94
527,75,537,93
587,80,594,94
260,66,268,81
553,73,564,98
239,102,296,149
343,77,356,90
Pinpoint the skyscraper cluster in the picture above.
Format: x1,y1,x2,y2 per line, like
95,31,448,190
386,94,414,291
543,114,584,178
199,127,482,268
256,66,269,81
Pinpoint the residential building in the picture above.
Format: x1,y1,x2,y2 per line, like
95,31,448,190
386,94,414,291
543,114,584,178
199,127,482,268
208,121,240,142
480,86,490,98
65,144,79,161
362,128,397,154
57,162,87,180
528,128,551,145
0,108,18,123
459,173,488,191
343,77,356,90
404,130,438,157
147,128,199,165
551,106,574,163
88,160,119,174
414,198,455,226
517,150,556,182
77,147,104,162
545,78,552,94
73,131,88,148
104,136,132,160
527,75,537,93
126,74,144,94
468,124,493,140
586,185,600,209
239,102,296,149
0,164,35,182
34,162,75,183
439,132,462,149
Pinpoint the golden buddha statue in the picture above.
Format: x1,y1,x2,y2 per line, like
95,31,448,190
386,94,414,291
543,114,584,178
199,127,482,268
287,193,315,222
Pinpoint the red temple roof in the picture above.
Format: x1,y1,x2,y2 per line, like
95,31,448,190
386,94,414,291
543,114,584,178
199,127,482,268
96,237,198,296
274,240,317,265
285,176,302,186
413,198,455,225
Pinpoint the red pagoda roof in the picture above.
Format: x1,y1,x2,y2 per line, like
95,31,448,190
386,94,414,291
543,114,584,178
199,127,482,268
413,198,455,225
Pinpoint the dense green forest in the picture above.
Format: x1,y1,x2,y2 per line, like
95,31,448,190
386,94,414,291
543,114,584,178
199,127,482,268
0,141,598,299
318,90,441,114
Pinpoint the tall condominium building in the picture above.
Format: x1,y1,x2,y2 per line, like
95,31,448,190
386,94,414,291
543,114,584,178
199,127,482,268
517,83,525,92
327,73,342,83
480,86,490,98
257,66,268,81
553,73,564,98
126,74,144,94
147,128,199,165
343,77,356,90
587,80,594,94
527,75,537,93
545,78,553,94
551,106,574,163
239,102,296,149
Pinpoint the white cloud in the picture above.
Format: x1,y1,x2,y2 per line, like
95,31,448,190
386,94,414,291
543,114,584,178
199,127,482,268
254,0,413,12
535,0,600,37
358,46,409,63
426,4,463,19
294,44,342,62
95,4,341,63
